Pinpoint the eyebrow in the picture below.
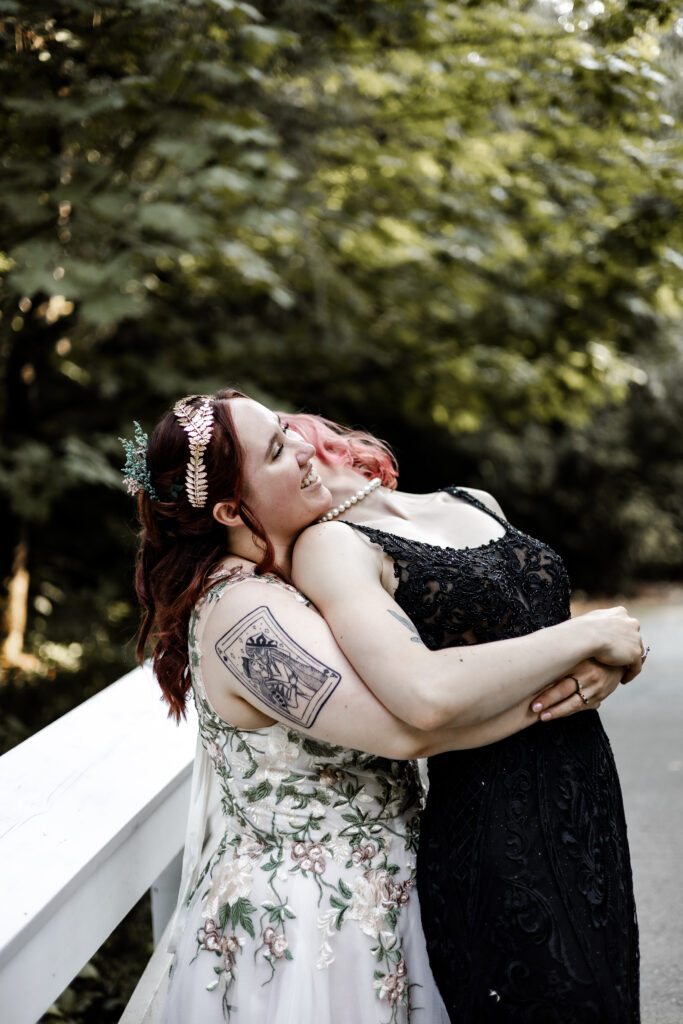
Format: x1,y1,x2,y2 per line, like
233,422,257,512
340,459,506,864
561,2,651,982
265,415,283,460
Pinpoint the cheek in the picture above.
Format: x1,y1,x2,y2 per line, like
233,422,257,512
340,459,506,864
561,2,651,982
246,477,295,524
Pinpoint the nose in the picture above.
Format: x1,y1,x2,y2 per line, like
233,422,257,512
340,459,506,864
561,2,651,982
296,437,315,464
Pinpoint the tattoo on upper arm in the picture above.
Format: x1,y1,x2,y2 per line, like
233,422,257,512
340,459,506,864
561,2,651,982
215,606,341,728
387,608,424,644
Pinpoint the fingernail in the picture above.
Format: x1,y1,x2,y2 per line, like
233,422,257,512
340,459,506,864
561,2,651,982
541,712,552,721
532,702,543,712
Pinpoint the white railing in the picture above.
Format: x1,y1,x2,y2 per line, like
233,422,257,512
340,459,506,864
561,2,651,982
0,664,198,1024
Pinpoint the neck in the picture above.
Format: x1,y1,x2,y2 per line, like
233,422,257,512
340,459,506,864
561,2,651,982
319,468,393,523
225,524,294,578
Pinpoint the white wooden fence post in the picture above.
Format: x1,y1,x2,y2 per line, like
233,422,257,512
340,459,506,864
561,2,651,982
151,850,183,946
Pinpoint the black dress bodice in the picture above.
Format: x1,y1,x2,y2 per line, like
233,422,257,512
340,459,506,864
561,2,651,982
344,487,639,1024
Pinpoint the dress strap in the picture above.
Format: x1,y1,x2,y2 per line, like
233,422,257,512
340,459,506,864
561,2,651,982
204,565,310,607
340,520,432,562
441,486,509,529
171,566,309,957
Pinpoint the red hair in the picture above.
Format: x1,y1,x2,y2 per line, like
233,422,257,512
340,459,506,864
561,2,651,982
280,412,398,489
134,389,277,721
134,398,398,720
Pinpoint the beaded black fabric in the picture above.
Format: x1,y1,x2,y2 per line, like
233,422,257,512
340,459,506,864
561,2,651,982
344,487,639,1024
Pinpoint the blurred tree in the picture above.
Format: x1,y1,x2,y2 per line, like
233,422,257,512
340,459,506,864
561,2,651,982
0,0,681,691
439,334,683,592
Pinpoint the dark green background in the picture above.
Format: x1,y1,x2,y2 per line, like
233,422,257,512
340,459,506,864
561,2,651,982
2,0,682,748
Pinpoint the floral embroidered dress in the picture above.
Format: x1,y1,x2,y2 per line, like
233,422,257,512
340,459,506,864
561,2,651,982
162,571,449,1024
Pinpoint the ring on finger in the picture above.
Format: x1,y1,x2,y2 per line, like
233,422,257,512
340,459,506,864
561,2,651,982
569,674,590,706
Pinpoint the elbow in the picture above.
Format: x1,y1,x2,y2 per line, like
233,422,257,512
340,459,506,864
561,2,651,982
404,694,455,733
379,728,437,761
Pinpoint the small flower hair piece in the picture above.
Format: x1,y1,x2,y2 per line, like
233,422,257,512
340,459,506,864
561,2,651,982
173,396,214,508
119,421,160,500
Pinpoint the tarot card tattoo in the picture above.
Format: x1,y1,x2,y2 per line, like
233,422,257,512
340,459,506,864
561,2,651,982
215,606,341,728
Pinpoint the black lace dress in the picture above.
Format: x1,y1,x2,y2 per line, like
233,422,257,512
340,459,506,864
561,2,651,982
345,488,639,1024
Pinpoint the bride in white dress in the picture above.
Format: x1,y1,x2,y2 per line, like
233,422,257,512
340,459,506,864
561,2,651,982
164,570,446,1024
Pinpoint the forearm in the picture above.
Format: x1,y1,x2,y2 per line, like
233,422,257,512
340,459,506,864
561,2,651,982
339,611,594,730
292,523,641,732
416,696,539,755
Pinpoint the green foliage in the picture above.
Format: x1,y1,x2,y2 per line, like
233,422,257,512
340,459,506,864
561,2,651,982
0,0,681,706
2,1,681,460
459,342,683,592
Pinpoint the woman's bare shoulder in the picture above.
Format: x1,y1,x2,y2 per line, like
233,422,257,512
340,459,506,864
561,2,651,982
292,520,383,592
294,519,372,556
457,486,507,520
202,571,308,624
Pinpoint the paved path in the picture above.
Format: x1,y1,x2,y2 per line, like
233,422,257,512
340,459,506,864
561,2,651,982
598,599,683,1024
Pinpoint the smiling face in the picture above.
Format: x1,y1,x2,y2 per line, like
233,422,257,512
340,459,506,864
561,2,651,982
229,397,331,542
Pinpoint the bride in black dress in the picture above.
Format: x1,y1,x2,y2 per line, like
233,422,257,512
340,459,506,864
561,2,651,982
289,412,642,1024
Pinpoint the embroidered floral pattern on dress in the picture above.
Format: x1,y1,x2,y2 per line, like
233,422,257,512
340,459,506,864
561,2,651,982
182,569,425,1023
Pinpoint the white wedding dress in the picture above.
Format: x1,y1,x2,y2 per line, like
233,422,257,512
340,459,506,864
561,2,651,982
162,571,449,1024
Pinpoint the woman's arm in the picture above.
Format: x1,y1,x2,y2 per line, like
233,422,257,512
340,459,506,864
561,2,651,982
196,581,589,759
291,522,642,731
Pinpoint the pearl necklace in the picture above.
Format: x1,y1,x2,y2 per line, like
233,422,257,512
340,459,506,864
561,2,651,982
318,477,381,523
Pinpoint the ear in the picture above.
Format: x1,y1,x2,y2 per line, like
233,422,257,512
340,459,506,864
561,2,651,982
213,500,241,528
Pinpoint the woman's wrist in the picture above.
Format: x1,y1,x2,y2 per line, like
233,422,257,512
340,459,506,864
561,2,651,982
564,614,598,663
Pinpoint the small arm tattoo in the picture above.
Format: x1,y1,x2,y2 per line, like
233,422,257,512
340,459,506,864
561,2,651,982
215,606,341,728
387,608,423,644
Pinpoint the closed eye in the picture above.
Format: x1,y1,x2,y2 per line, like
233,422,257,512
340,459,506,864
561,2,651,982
272,421,290,460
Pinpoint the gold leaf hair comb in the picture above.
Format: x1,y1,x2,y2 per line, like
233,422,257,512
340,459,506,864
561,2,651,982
173,396,214,508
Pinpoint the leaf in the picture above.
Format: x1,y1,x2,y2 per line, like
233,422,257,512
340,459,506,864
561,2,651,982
230,898,257,938
138,203,208,241
245,780,272,802
196,166,254,194
78,291,148,328
62,437,122,488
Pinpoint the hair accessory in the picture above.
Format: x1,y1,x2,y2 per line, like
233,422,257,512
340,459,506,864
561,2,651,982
119,421,160,501
169,477,185,500
318,477,381,523
173,396,214,508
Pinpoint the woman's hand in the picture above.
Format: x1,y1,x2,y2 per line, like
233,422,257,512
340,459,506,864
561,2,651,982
578,605,643,683
529,658,624,721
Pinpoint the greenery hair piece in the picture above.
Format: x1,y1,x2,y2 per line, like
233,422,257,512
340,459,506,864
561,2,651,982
119,421,160,501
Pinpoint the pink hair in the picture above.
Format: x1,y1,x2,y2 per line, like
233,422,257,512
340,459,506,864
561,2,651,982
280,412,399,489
